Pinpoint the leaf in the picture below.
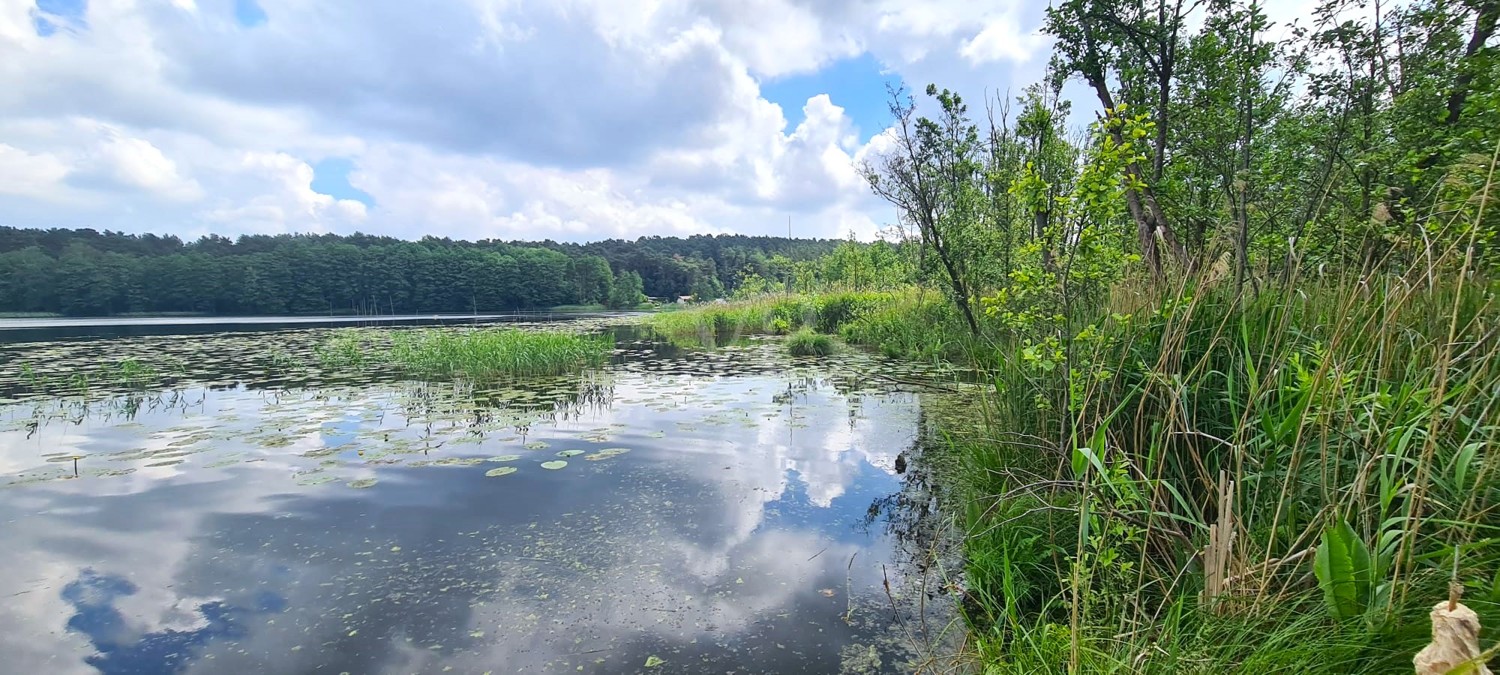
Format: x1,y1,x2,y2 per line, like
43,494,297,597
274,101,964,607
644,655,665,668
1454,441,1481,491
1313,519,1372,619
1071,446,1106,481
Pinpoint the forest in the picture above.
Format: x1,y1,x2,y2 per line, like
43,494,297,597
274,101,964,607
0,227,840,316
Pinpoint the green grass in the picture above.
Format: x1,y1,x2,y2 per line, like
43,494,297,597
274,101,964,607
785,329,834,356
937,267,1500,673
646,295,817,346
644,290,969,356
316,327,610,379
113,358,160,387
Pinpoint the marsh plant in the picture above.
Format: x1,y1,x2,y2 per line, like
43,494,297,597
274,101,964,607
316,327,610,380
785,329,834,357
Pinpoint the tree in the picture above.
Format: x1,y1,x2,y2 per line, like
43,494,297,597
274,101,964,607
1044,0,1191,275
863,85,988,336
606,271,645,309
569,255,614,305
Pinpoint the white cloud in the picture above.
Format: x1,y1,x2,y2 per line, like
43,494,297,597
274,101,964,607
0,0,1056,242
0,143,70,199
197,152,366,234
86,133,204,202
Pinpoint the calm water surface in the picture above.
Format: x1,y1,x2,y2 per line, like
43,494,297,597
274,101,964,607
0,321,960,674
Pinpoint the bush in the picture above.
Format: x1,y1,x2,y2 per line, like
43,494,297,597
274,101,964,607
786,329,834,356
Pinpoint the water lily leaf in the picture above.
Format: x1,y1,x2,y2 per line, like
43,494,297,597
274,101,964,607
294,472,337,486
584,448,630,461
540,460,567,470
556,450,585,458
348,478,378,489
484,467,518,477
486,455,522,463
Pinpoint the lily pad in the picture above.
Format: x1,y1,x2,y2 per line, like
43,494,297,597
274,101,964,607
523,441,550,450
556,450,585,458
486,454,522,463
484,467,518,477
348,478,379,489
295,473,338,486
540,460,567,470
584,448,631,461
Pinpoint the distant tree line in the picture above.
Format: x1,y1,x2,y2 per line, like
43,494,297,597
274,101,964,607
0,227,841,316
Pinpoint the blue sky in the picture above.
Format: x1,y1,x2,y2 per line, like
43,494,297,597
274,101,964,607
233,0,267,28
0,0,1066,242
760,54,902,142
310,158,374,207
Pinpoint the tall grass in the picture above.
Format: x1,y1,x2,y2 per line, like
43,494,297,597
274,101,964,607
316,327,610,379
646,295,818,346
645,290,969,358
785,329,834,356
953,259,1500,671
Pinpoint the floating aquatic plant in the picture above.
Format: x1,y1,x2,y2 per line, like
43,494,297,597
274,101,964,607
484,467,518,477
540,460,567,470
584,448,630,461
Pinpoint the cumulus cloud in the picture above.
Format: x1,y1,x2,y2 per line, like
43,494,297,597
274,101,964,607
0,0,1056,242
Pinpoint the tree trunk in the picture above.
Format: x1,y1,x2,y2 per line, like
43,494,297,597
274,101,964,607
1444,0,1499,126
1086,72,1186,276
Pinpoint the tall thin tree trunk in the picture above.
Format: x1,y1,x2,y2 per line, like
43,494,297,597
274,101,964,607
1445,0,1499,126
1086,72,1186,276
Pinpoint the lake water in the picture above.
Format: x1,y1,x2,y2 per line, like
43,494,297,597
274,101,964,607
0,320,962,674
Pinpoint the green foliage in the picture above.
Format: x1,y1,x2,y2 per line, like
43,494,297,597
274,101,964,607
0,228,847,316
112,358,160,388
1315,520,1376,620
606,270,646,309
317,328,609,379
568,255,614,306
785,329,834,356
837,293,962,361
948,271,1500,672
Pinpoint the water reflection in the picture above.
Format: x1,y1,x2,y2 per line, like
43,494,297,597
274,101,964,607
0,335,959,674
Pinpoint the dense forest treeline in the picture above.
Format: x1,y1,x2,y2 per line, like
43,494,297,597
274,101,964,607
0,227,842,316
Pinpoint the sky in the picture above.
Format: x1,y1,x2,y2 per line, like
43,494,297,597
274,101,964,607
0,0,1304,243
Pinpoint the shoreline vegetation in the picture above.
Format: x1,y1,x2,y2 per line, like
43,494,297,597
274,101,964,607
315,328,612,379
649,256,1500,672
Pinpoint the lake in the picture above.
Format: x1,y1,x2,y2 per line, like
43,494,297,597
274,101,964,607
0,319,963,674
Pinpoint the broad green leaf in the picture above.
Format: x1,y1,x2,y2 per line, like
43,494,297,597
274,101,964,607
1314,519,1372,619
